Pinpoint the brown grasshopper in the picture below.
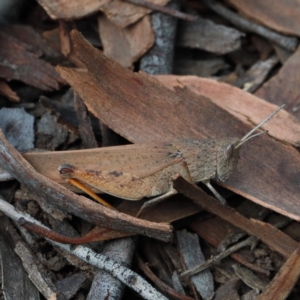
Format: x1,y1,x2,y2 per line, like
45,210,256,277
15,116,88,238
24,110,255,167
58,105,284,210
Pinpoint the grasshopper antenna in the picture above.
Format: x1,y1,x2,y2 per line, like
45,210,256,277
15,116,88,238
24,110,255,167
235,104,285,149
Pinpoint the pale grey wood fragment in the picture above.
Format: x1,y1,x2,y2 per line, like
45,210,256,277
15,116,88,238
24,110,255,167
176,230,214,300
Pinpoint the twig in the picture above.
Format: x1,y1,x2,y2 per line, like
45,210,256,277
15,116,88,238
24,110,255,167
137,255,195,300
201,0,298,51
0,129,173,242
179,236,257,279
172,176,298,258
122,0,198,22
0,197,168,300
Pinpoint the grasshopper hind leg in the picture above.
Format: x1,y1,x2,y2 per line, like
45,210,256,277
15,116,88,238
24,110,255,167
136,160,192,217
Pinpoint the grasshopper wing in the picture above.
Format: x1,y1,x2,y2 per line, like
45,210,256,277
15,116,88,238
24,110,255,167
24,143,184,199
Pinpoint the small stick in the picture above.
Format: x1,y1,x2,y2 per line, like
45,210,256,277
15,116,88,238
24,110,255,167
122,0,198,22
137,255,195,300
179,236,257,279
18,218,111,244
201,0,299,51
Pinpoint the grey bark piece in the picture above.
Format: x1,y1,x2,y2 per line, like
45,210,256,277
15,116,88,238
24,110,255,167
171,271,185,295
56,272,87,300
214,278,240,300
140,0,179,74
201,0,298,51
36,111,69,150
177,18,243,54
234,55,278,93
87,237,136,300
0,107,34,152
174,57,229,77
232,264,268,291
0,236,40,300
176,230,214,300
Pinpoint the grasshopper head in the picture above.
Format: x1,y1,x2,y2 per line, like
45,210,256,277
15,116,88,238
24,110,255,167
215,104,284,182
216,137,240,182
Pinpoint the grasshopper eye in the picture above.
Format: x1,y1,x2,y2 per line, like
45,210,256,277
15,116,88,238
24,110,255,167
225,144,234,160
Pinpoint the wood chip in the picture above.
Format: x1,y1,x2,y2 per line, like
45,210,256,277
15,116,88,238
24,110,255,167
177,18,243,54
0,30,65,91
232,264,269,291
176,230,215,300
98,14,154,67
255,46,300,117
0,107,34,151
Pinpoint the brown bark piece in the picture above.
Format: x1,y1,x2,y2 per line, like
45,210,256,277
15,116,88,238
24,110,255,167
155,75,300,147
257,244,300,300
0,25,61,60
226,0,300,36
53,30,300,221
98,14,154,67
0,30,65,91
255,46,300,118
99,0,169,28
36,0,103,20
